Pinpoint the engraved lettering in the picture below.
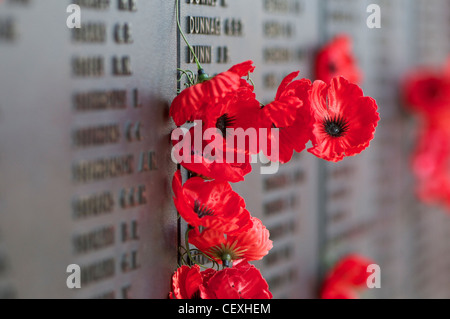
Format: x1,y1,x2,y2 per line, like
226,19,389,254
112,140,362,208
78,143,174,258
118,0,136,11
73,90,127,112
138,151,158,172
121,220,139,242
72,192,114,220
72,124,120,148
119,185,147,209
121,250,139,273
81,258,115,286
188,0,217,6
125,121,142,142
133,89,140,108
72,56,104,77
114,23,133,43
263,47,291,63
188,16,221,35
73,226,115,254
72,23,106,43
113,56,132,76
73,0,110,9
72,154,134,183
263,21,293,38
217,46,229,64
224,18,243,36
263,0,302,14
188,46,212,64
0,18,16,41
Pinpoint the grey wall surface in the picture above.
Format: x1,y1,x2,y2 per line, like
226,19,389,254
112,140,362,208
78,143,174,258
0,0,449,299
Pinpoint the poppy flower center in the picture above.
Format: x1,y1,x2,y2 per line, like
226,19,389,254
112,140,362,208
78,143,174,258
216,113,236,137
426,84,440,100
323,115,349,137
328,62,337,73
193,200,214,218
190,290,202,299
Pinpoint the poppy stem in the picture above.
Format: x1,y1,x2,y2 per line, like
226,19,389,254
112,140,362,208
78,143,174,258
175,0,203,72
247,72,255,88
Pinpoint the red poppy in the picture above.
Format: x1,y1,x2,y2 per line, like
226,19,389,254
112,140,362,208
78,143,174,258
171,61,261,182
188,217,272,265
169,265,204,299
315,35,362,85
412,127,450,206
402,69,450,116
260,71,303,129
172,170,252,234
321,254,374,299
170,60,256,127
172,125,253,182
308,76,379,162
200,260,273,299
203,81,262,157
262,75,313,163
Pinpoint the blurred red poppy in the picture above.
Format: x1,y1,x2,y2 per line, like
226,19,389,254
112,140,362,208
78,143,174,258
321,254,374,299
402,69,450,116
172,170,252,234
412,127,450,206
315,35,362,85
308,76,379,162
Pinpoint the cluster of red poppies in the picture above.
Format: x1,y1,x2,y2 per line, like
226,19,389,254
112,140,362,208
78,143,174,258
169,34,379,299
402,58,450,210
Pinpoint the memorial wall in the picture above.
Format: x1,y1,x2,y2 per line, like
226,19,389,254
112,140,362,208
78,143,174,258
0,0,450,299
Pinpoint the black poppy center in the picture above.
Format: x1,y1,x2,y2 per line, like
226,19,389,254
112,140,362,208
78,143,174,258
323,115,349,138
216,113,236,137
193,200,214,218
190,290,202,299
328,62,337,73
427,85,440,100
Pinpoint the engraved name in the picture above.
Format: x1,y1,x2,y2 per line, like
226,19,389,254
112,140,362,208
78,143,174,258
188,45,212,64
72,124,120,148
72,192,114,220
72,56,104,77
263,21,294,38
81,258,115,286
73,226,115,255
73,90,127,112
72,154,134,183
263,0,302,14
187,0,217,6
188,16,221,35
72,0,110,9
72,23,106,43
